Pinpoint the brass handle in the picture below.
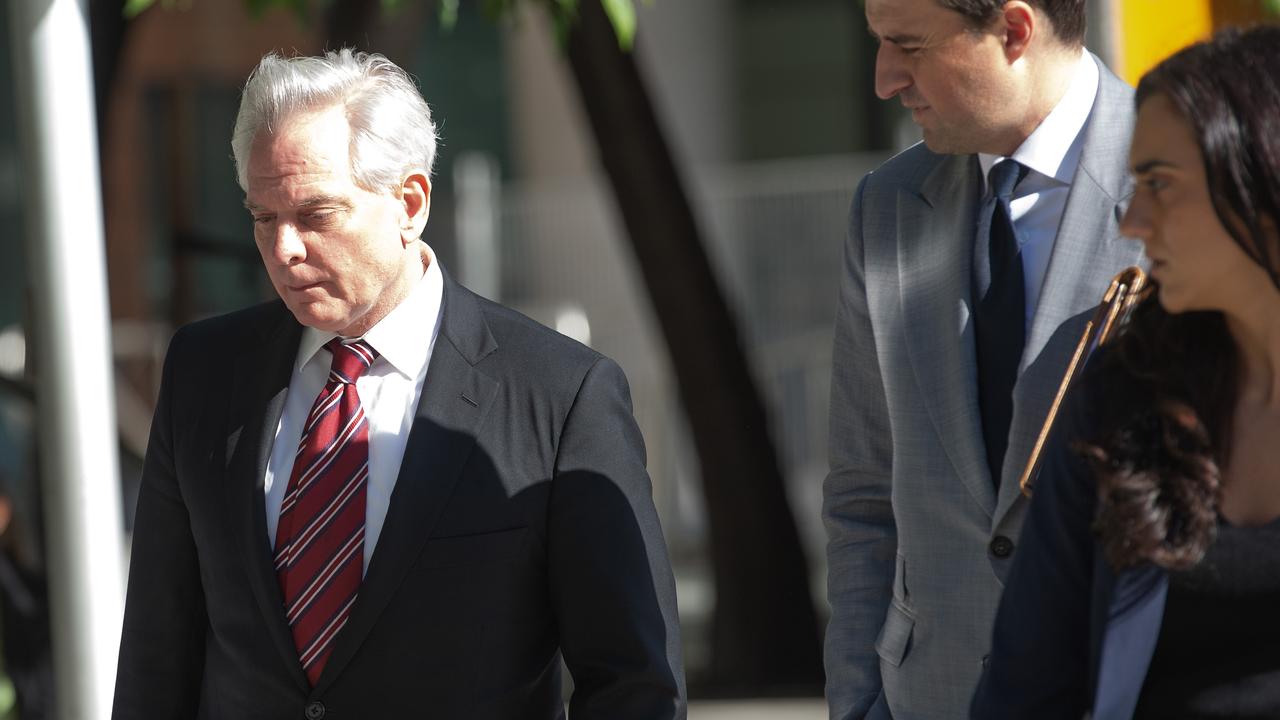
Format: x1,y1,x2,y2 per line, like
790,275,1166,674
1018,266,1147,497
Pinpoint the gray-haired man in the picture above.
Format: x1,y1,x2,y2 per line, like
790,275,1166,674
113,50,685,720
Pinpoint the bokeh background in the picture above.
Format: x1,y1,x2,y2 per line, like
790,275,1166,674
0,0,1275,717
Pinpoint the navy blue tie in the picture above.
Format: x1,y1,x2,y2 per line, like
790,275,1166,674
974,160,1028,489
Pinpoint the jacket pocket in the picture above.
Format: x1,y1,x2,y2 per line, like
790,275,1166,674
417,526,529,569
874,601,915,668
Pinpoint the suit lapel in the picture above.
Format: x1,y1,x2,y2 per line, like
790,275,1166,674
898,153,996,515
995,61,1144,523
223,303,310,692
316,275,499,692
1019,59,1140,374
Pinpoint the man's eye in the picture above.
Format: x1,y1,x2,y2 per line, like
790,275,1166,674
252,215,274,225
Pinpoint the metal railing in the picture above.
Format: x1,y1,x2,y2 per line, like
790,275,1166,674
478,152,888,564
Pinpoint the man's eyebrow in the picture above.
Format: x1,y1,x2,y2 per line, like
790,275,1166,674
242,195,354,212
867,27,925,45
296,195,354,210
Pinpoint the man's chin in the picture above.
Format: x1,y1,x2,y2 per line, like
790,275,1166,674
919,128,964,155
283,301,348,333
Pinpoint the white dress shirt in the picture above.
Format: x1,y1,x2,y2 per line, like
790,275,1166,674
264,243,445,574
979,51,1100,333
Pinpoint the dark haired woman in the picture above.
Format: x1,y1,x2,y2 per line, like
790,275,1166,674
970,25,1280,720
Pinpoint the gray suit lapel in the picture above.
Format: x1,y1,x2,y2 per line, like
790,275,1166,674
996,60,1144,522
224,305,310,692
316,274,500,692
899,153,996,515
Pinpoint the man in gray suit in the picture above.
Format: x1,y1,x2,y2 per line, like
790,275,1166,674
823,1,1144,718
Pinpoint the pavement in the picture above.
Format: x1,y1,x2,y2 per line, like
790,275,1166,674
687,698,826,719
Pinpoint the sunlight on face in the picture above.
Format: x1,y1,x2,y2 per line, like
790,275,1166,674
865,0,1014,154
245,106,421,337
1121,94,1269,315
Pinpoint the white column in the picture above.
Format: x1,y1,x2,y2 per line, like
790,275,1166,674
7,1,126,718
1088,0,1121,69
454,152,502,302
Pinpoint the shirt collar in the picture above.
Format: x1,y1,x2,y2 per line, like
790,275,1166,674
295,243,445,380
979,51,1100,192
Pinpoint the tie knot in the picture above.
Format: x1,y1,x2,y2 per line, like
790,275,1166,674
988,160,1027,201
325,339,378,384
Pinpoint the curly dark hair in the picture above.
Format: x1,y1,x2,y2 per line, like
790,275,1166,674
1080,301,1232,571
1079,25,1280,571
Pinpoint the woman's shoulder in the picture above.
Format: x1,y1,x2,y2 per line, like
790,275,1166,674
1070,342,1156,437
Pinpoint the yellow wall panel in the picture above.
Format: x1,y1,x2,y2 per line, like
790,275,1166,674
1115,0,1274,86
1116,0,1213,86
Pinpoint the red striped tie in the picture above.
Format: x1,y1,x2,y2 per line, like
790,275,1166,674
274,338,377,686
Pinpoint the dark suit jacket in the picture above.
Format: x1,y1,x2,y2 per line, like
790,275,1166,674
112,271,686,720
971,361,1168,720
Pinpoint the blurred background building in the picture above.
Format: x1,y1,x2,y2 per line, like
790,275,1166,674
0,0,1275,716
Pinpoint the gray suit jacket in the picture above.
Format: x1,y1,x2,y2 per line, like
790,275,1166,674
823,57,1143,720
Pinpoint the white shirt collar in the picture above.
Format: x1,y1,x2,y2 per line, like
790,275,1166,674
980,51,1100,191
294,243,444,380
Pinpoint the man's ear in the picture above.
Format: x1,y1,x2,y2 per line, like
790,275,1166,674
399,170,432,246
1001,1,1036,61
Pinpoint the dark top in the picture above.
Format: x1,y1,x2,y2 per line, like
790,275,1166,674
971,347,1280,720
971,359,1113,719
1134,516,1280,718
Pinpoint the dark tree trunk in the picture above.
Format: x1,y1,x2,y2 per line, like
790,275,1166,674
324,0,382,51
90,0,131,150
563,0,822,694
323,0,428,76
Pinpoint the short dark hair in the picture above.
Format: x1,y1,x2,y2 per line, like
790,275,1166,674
936,0,1087,46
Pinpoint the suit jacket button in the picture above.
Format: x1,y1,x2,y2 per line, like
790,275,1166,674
304,701,326,720
989,535,1014,558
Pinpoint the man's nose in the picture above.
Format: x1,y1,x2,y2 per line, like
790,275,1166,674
272,222,306,264
874,44,911,100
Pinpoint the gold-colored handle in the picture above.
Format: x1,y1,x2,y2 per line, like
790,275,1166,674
1018,266,1147,497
